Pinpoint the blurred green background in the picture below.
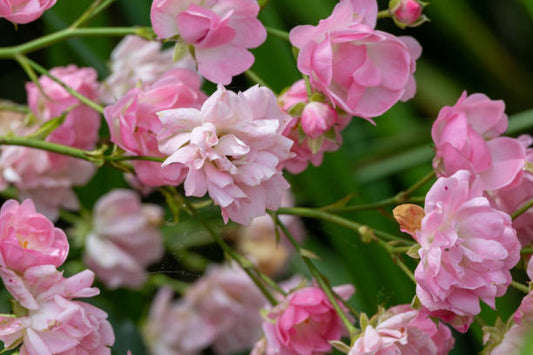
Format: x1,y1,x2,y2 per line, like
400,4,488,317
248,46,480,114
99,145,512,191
1,0,533,354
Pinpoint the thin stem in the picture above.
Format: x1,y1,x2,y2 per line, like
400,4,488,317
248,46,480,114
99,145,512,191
70,0,108,29
329,170,434,213
22,56,104,114
0,104,30,113
0,27,149,58
245,70,269,88
176,192,279,305
303,75,312,98
521,247,533,255
276,207,414,245
107,155,165,163
265,26,290,41
0,135,94,162
377,9,391,19
272,214,358,336
510,280,529,294
512,197,533,220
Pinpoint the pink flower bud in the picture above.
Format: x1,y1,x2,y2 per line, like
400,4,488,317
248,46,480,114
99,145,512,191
390,0,425,28
301,102,336,139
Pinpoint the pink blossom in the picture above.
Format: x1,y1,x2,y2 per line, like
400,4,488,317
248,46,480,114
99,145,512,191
0,0,56,24
144,288,216,355
390,0,425,28
260,284,354,355
157,84,293,225
0,65,100,220
0,266,114,355
84,189,164,289
289,0,421,119
184,263,267,354
488,135,533,245
26,65,100,151
410,170,520,332
0,199,68,273
150,0,266,84
104,68,207,186
349,305,454,355
432,92,526,191
279,80,350,174
100,35,196,104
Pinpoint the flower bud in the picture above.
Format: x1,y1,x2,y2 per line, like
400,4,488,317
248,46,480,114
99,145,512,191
389,0,428,28
300,101,336,139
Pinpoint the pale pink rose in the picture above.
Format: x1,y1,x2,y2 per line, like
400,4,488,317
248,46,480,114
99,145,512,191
84,189,164,289
100,35,196,104
488,135,533,245
0,199,68,273
410,170,520,332
0,265,114,355
144,288,216,355
0,146,93,220
279,80,350,174
104,68,206,186
0,0,56,24
432,92,526,191
349,305,454,355
158,84,293,225
150,0,266,84
390,0,425,27
261,284,354,355
289,0,421,119
184,263,267,355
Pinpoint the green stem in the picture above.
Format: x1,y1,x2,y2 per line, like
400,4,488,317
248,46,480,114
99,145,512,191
272,214,358,336
377,9,391,19
22,56,104,114
0,104,30,113
397,171,436,200
0,27,150,58
244,70,269,88
107,155,165,163
0,135,95,162
70,0,109,29
176,192,279,305
276,207,414,245
265,26,290,41
521,247,533,255
510,280,529,294
148,274,189,295
512,197,533,220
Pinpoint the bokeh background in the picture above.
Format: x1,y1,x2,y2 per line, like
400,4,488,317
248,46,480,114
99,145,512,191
1,0,533,353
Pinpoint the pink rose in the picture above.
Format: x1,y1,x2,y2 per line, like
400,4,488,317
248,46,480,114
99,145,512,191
411,170,520,332
0,65,101,220
260,285,354,355
0,0,57,24
84,189,164,289
157,84,294,225
0,266,114,355
0,199,68,273
100,35,196,104
489,135,533,245
151,0,266,84
104,68,206,186
289,0,421,119
432,92,526,191
279,80,350,174
349,305,454,355
26,65,100,150
184,264,267,354
144,288,216,355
